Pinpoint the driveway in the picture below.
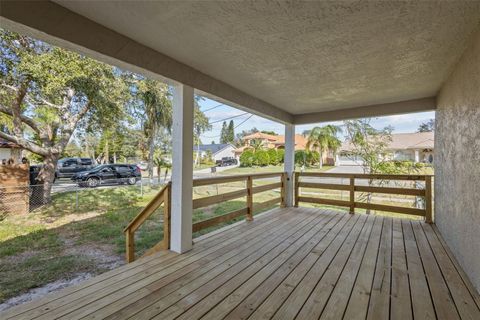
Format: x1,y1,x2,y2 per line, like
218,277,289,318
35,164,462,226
325,165,364,174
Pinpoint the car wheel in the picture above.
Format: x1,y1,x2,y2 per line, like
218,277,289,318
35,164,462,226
87,177,100,188
127,177,136,185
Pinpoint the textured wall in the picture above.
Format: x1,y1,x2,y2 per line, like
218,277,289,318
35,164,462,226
436,29,480,291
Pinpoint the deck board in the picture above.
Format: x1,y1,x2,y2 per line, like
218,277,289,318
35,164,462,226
2,207,479,320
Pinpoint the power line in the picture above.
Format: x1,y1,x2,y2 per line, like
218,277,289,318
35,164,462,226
201,114,254,139
201,103,224,113
209,112,249,124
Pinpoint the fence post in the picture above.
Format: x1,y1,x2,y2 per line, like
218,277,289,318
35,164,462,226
246,176,253,221
349,177,355,214
425,176,433,223
125,229,134,263
162,183,171,249
280,172,286,207
294,172,299,207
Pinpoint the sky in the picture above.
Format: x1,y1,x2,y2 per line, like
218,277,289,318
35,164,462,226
197,96,435,144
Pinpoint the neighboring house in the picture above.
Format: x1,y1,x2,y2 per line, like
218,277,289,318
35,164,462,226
0,138,23,163
337,132,434,166
194,143,236,161
234,132,308,157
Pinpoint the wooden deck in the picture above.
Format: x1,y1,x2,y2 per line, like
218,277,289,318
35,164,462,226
2,207,480,320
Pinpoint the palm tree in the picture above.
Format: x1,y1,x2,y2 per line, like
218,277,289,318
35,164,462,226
138,79,172,181
307,125,342,168
249,139,264,152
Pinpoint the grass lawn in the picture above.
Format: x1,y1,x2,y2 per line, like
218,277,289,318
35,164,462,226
219,164,334,175
0,164,432,305
0,179,281,304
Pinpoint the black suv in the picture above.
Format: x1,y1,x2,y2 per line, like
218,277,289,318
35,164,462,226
56,158,96,179
215,157,238,167
71,164,141,187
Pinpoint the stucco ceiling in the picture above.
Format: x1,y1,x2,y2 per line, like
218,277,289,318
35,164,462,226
55,0,480,115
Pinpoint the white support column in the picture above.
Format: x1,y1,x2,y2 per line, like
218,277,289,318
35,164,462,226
170,84,194,253
414,150,420,163
284,123,295,207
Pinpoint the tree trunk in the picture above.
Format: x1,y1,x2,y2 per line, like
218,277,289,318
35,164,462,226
147,125,157,182
104,139,109,164
319,149,323,168
37,153,59,204
113,152,117,164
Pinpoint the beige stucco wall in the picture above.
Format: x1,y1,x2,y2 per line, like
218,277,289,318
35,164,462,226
436,29,480,291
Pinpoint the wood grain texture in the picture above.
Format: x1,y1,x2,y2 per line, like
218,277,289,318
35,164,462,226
3,208,479,320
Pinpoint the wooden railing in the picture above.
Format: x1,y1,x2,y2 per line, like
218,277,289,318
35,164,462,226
192,172,286,232
124,182,171,263
124,173,286,262
295,172,433,223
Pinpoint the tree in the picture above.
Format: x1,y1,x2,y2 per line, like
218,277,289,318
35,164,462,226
0,30,126,202
260,130,277,135
220,121,228,144
249,139,264,152
417,119,435,132
132,77,172,181
227,120,235,143
343,119,392,213
306,125,342,168
193,101,211,166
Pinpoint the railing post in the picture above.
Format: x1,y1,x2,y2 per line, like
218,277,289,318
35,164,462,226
425,176,433,223
349,177,355,214
246,176,253,221
126,229,134,263
162,182,171,249
280,172,286,207
294,172,299,207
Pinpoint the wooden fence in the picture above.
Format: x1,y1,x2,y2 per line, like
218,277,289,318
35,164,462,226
295,172,433,223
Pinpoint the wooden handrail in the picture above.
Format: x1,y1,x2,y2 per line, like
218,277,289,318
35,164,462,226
295,172,433,222
124,182,171,263
192,172,286,232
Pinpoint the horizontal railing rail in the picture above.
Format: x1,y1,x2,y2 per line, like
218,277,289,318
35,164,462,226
192,172,286,232
295,172,433,223
124,182,171,262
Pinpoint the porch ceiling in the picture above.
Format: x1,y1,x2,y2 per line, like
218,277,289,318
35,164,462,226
1,1,480,123
54,1,479,114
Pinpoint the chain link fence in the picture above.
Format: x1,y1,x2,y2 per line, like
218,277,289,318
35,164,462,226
0,177,169,219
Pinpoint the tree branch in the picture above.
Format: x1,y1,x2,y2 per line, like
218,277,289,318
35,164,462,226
0,104,41,134
0,131,49,157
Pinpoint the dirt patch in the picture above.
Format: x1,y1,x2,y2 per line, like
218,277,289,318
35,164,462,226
0,273,93,312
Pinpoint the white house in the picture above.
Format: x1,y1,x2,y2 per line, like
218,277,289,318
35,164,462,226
194,143,236,162
337,132,434,166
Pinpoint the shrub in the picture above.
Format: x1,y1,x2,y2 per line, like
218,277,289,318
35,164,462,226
239,150,255,167
267,148,279,165
277,149,285,163
254,150,270,166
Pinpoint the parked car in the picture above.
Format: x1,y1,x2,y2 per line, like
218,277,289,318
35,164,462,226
56,157,96,179
215,157,238,167
71,164,141,187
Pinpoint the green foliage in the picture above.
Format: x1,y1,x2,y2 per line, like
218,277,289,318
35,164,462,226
294,150,320,167
239,149,255,167
267,148,279,165
343,119,393,174
220,120,235,144
260,130,277,135
417,119,435,132
254,150,270,166
306,125,342,167
276,149,285,163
